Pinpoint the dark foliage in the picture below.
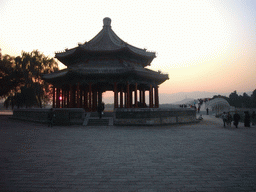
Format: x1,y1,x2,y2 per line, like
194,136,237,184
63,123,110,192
0,50,59,108
212,90,256,108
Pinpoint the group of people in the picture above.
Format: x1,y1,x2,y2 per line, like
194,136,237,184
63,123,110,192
221,111,255,128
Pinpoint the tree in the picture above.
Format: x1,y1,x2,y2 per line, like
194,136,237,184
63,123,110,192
251,89,256,108
242,92,252,108
0,55,24,97
1,50,59,108
229,91,241,108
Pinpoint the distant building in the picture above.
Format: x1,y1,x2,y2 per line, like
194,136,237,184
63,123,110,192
43,18,169,111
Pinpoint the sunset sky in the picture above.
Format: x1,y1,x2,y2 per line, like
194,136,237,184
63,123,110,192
0,0,255,95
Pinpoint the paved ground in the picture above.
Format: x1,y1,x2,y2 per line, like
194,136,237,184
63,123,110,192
0,115,256,192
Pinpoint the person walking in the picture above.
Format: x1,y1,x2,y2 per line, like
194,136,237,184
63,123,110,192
48,108,55,127
221,112,227,127
233,111,240,128
97,102,105,119
226,112,232,127
244,111,250,127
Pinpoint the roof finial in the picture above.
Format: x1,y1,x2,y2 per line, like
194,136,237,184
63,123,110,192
103,17,111,27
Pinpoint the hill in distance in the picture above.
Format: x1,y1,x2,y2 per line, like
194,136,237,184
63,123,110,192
102,91,252,104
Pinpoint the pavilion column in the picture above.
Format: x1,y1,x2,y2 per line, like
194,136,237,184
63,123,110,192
77,83,80,108
52,86,56,108
114,82,118,108
63,89,66,108
98,90,102,106
92,89,97,112
139,89,142,104
88,83,92,111
135,83,138,108
56,88,60,108
149,84,153,108
64,89,68,108
126,82,130,108
59,89,62,108
125,89,127,108
120,87,123,108
80,88,83,108
67,87,70,108
61,89,64,108
142,89,146,107
69,85,74,108
129,87,132,108
62,89,65,108
155,86,159,108
84,88,88,110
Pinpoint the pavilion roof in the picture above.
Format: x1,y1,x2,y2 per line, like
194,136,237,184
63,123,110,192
42,62,168,86
55,18,155,66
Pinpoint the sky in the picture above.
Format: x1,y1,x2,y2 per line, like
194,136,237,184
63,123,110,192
0,0,256,96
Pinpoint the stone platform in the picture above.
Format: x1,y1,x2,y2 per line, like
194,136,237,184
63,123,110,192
1,115,256,191
114,108,196,125
11,107,196,126
12,108,85,125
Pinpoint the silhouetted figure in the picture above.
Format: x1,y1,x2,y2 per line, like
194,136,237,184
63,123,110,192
233,112,240,128
206,108,209,115
48,108,55,127
244,111,250,127
198,114,203,120
252,111,255,126
221,112,227,127
226,112,232,127
97,102,105,119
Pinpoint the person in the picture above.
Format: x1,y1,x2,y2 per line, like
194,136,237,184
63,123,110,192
97,102,105,119
197,114,203,120
244,111,250,127
226,112,232,127
233,111,240,128
48,108,55,127
206,108,209,115
221,112,227,127
252,111,255,126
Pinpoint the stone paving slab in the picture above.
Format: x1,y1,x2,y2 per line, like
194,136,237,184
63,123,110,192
0,115,256,191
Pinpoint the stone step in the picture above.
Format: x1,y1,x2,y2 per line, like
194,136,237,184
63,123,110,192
89,112,114,118
87,118,109,126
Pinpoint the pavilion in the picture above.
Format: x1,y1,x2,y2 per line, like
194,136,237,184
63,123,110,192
43,18,169,112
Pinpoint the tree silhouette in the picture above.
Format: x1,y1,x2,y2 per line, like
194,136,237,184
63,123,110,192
251,89,256,108
229,91,240,107
1,50,58,108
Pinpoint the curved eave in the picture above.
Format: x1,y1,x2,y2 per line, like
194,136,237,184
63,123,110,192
55,21,156,66
123,47,155,67
73,67,169,85
126,44,155,58
62,44,156,59
42,69,68,82
56,47,155,67
55,48,76,58
131,68,169,85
